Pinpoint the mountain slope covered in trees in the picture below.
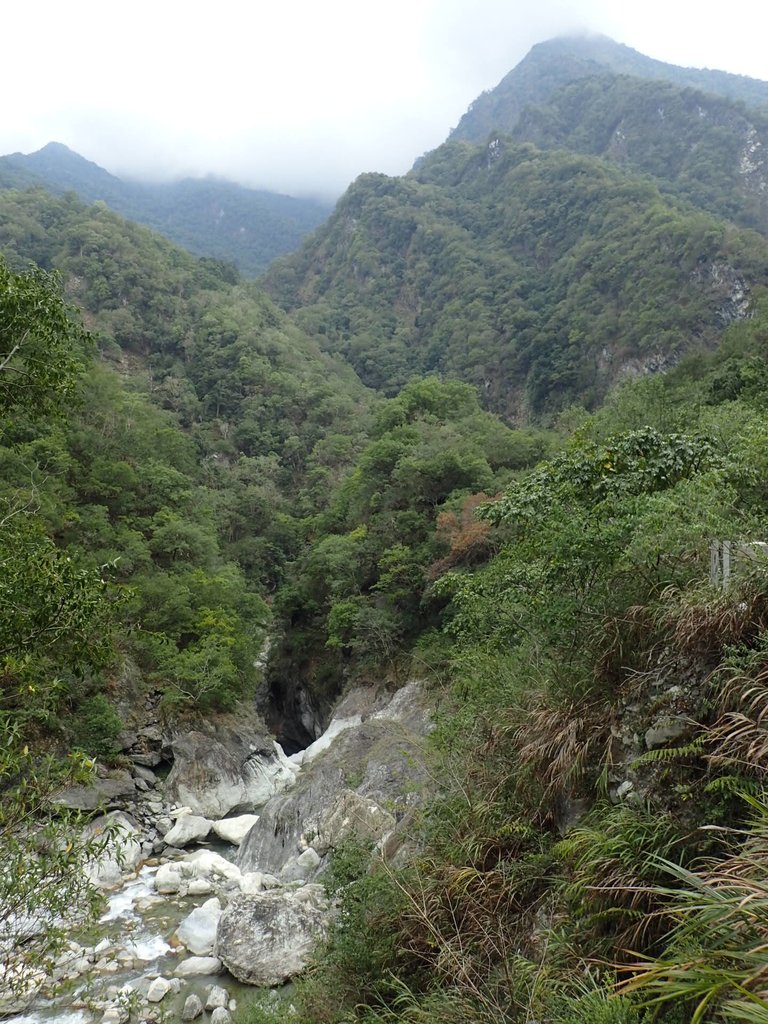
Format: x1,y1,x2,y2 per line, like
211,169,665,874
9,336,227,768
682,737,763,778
265,137,768,420
0,142,331,275
7,35,768,1024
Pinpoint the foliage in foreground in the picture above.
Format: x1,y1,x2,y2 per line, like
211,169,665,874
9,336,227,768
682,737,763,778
281,306,768,1024
0,258,116,989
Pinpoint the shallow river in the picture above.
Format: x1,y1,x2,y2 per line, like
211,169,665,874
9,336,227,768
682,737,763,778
7,849,257,1023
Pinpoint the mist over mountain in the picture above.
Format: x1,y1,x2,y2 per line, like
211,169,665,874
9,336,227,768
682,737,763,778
0,142,331,275
8,34,768,1024
449,34,768,145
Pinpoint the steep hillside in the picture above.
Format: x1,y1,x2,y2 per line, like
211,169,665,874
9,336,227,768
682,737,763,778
265,138,768,421
450,34,768,144
510,74,768,235
0,187,372,744
0,143,331,274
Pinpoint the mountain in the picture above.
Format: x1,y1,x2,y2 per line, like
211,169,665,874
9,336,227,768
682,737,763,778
509,73,768,235
450,33,768,144
261,39,768,422
0,142,331,275
265,138,768,421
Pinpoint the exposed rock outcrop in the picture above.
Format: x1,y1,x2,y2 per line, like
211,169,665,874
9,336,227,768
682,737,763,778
238,680,432,878
215,885,332,986
83,811,142,889
164,707,296,818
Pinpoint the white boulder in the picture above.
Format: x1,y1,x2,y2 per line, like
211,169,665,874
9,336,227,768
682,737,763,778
212,814,259,846
215,885,332,986
163,813,212,848
175,897,223,956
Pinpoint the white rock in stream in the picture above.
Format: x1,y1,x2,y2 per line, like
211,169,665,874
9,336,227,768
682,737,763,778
215,885,332,986
212,813,259,845
154,862,185,893
175,955,223,976
206,984,230,1010
182,993,205,1019
184,849,242,883
163,813,213,848
175,897,223,955
146,975,172,1002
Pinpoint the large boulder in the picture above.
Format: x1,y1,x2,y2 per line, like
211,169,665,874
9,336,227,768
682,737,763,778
238,681,431,877
164,706,296,819
212,814,260,846
215,885,332,986
163,813,212,848
83,811,142,888
175,898,223,956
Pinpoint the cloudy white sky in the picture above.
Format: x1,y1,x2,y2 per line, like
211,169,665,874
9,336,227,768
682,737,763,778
3,0,766,198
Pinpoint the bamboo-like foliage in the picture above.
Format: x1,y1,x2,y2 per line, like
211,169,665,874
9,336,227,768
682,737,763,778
619,797,768,1023
555,803,686,952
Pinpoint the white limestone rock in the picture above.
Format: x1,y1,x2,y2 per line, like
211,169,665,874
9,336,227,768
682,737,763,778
174,955,224,976
280,846,322,883
175,897,223,956
184,849,242,884
163,813,213,848
212,814,260,846
215,885,332,986
182,993,205,1019
206,984,230,1010
84,811,143,889
146,975,172,1002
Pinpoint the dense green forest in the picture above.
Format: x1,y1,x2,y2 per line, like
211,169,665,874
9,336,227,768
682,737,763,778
254,299,768,1024
7,35,768,1024
511,74,768,235
0,142,331,274
0,187,372,747
265,137,768,419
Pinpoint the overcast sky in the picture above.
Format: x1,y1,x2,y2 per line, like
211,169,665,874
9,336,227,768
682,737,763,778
3,0,766,198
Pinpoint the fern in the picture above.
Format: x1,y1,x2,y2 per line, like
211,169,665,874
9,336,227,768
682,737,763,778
631,736,706,768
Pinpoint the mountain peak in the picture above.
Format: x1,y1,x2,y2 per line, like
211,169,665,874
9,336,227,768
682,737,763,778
450,35,768,145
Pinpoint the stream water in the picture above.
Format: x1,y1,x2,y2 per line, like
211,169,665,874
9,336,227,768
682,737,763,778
6,848,255,1023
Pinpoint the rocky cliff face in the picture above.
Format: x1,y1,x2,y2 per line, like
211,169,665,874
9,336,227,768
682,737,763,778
238,680,433,880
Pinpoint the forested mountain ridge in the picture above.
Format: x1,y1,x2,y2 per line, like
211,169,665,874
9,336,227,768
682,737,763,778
265,136,768,420
263,42,768,422
510,74,768,235
0,142,331,275
449,33,768,144
0,186,375,749
9,37,768,1024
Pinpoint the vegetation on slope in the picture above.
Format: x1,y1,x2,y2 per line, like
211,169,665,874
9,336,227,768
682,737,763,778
0,187,373,745
511,73,768,236
238,302,768,1024
0,142,331,275
266,137,768,419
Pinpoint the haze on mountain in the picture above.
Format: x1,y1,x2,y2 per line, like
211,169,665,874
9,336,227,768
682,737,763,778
0,142,332,275
3,0,766,198
7,21,768,1024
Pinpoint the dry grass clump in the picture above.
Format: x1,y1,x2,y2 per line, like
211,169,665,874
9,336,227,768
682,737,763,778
513,701,613,813
657,582,768,662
